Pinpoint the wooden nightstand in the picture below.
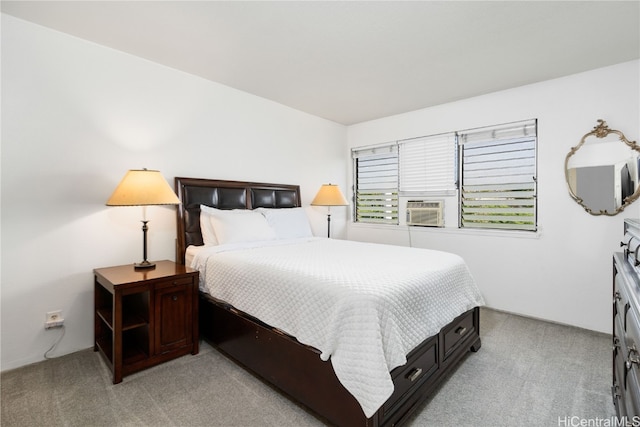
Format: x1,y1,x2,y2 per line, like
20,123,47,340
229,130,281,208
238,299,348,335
94,260,199,384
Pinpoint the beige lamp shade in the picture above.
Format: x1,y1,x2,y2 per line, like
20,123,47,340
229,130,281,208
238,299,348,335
106,169,179,269
311,184,348,207
311,184,348,238
106,169,180,206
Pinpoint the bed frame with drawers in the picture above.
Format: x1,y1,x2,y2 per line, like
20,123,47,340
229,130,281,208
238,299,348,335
174,177,482,427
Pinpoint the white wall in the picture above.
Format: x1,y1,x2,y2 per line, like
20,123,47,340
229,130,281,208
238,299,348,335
1,15,347,370
3,13,637,373
347,60,640,334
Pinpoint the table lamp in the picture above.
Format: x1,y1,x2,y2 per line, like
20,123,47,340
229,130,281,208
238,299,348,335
106,169,180,268
311,184,348,238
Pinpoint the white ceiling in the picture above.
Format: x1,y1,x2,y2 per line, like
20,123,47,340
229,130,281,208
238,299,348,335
2,1,639,125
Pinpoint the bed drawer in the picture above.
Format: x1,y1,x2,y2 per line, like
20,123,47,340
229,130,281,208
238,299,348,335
443,310,476,361
382,335,438,418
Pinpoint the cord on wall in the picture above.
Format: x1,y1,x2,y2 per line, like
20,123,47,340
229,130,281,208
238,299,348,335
44,325,65,359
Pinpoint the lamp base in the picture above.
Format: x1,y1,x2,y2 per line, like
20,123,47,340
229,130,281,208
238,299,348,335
135,220,155,269
134,260,156,269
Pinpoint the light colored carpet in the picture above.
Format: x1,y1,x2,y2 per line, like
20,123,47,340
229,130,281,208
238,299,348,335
1,308,614,426
406,308,614,426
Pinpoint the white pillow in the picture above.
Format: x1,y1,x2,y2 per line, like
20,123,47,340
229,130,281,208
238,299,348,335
200,205,220,246
258,207,313,239
208,209,277,245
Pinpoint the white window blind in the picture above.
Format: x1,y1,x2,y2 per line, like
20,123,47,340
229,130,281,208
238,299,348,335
459,119,537,231
352,144,399,224
399,133,457,194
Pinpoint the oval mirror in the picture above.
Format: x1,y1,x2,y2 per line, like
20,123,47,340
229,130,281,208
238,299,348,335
565,120,640,216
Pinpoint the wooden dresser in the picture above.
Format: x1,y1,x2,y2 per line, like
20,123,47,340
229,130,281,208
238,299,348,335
613,218,640,419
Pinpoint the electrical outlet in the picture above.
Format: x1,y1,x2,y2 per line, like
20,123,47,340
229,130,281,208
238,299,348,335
45,310,64,329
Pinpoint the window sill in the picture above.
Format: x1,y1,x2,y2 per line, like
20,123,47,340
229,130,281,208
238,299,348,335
349,222,542,239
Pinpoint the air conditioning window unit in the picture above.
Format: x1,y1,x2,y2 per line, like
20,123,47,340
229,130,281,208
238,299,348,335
406,200,444,227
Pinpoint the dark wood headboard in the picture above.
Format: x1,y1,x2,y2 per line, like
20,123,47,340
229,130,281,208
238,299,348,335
174,177,301,264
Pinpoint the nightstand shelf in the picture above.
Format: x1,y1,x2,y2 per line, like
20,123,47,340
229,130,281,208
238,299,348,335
96,308,147,330
94,260,199,384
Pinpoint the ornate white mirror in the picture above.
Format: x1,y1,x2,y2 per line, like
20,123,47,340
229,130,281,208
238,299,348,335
565,120,640,216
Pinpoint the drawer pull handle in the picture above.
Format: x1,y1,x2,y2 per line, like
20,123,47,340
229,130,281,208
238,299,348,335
612,384,621,399
627,345,640,370
172,296,178,301
623,236,636,257
455,326,467,336
407,367,423,382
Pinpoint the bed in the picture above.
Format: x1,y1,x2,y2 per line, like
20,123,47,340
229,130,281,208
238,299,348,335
175,177,483,427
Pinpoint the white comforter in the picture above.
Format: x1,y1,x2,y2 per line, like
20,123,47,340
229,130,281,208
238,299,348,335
191,237,484,417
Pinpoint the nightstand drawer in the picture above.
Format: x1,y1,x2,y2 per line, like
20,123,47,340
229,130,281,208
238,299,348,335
155,276,195,289
155,283,193,353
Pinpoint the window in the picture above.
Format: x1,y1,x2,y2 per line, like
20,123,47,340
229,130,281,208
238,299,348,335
458,119,537,231
352,144,399,224
352,118,537,231
399,133,457,195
